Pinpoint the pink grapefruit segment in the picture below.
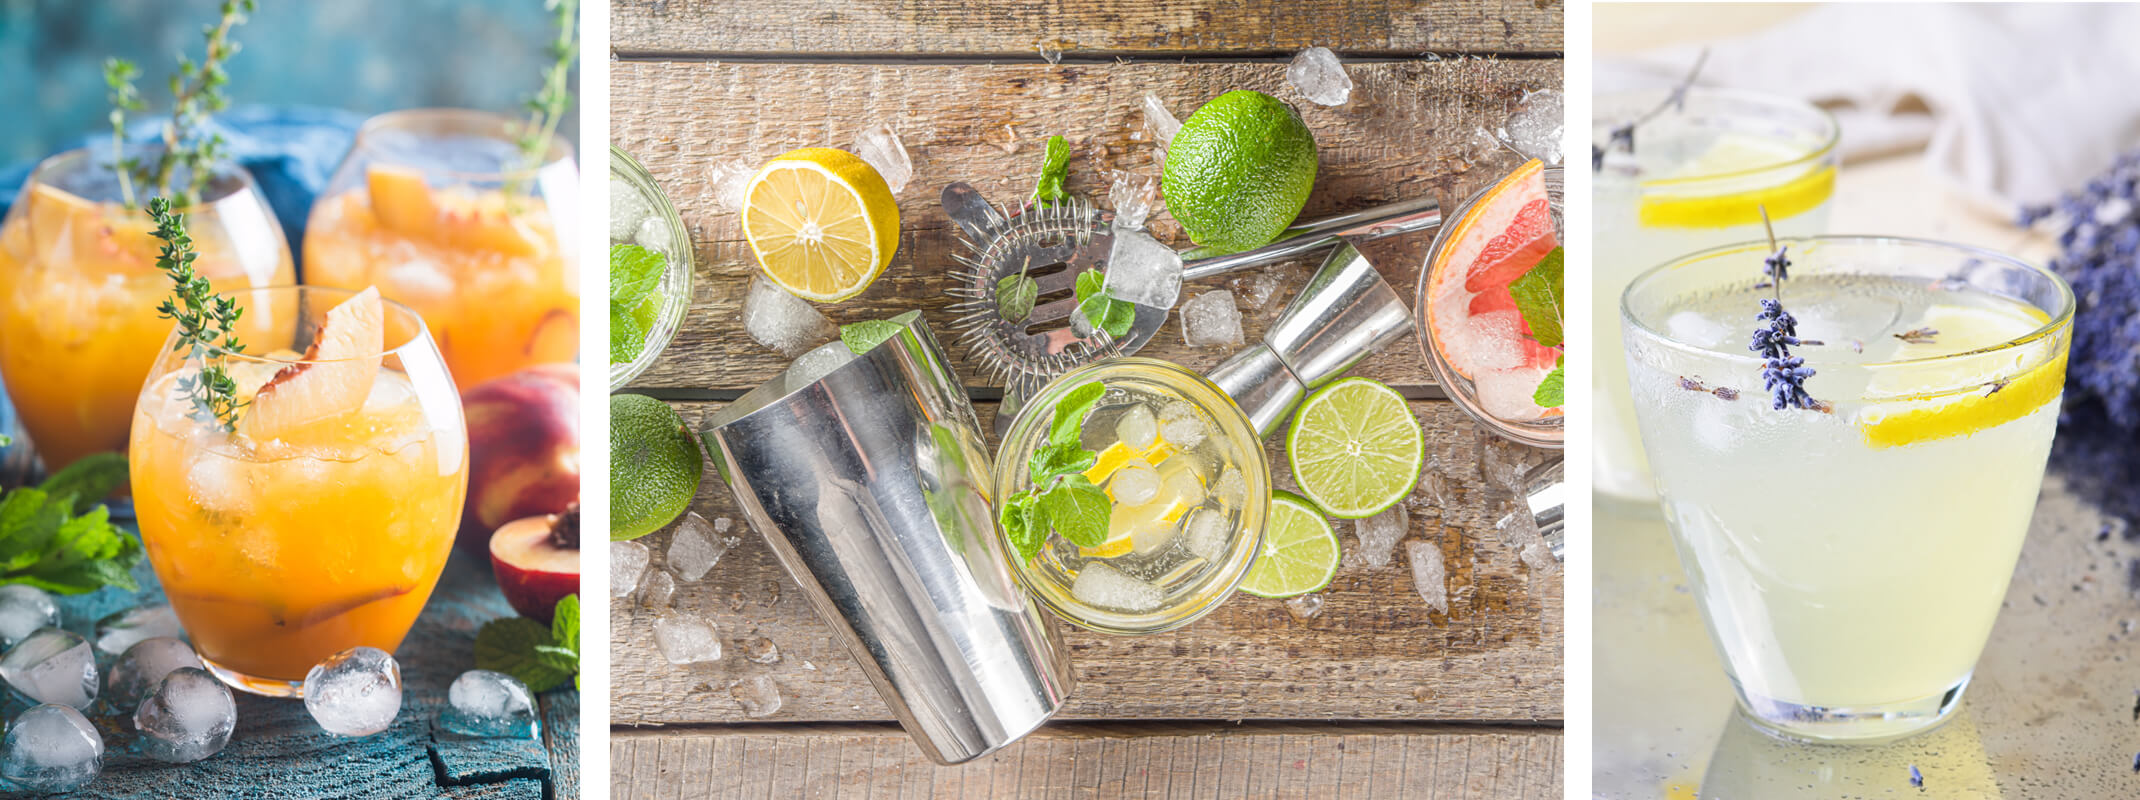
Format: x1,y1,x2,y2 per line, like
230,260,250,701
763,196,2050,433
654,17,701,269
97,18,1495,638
1426,160,1563,420
242,287,385,441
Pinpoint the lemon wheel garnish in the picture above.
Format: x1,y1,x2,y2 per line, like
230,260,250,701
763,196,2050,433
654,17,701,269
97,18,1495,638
1857,353,2065,449
741,147,900,302
1638,164,1835,229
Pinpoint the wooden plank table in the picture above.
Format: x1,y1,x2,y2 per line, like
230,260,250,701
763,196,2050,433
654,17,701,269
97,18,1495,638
609,3,1564,796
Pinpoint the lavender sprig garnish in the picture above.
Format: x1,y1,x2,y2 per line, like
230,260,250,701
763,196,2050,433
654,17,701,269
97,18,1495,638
1593,49,1709,172
1750,207,1822,410
1894,327,1939,345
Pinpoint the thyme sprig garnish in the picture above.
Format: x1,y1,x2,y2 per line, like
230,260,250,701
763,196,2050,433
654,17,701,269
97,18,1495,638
508,0,578,201
148,198,249,430
1593,49,1709,172
103,0,257,209
1749,206,1822,411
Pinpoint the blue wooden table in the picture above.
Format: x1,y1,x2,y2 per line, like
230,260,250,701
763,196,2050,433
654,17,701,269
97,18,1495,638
19,540,578,800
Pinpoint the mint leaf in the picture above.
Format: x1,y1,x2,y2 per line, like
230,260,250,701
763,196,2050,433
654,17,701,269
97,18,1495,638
610,244,667,305
1032,135,1071,207
1533,357,1565,408
1028,442,1097,485
551,594,580,655
997,272,1038,322
1048,382,1106,447
840,319,904,355
1508,246,1564,348
0,487,140,595
476,617,574,693
39,453,127,515
1000,492,1043,561
1037,475,1110,548
609,302,647,364
1072,269,1135,338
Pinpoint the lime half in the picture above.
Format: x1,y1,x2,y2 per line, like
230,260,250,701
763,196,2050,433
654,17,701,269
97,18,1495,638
1286,377,1424,518
1237,491,1340,598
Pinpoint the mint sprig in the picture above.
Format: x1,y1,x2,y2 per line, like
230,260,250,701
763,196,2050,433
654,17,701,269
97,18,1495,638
476,594,580,692
1073,269,1134,338
1001,381,1112,560
0,456,141,595
1508,246,1563,348
1533,356,1564,407
1031,135,1071,207
609,244,668,365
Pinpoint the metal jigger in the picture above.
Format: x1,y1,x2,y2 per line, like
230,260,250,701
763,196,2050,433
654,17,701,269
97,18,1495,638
1205,241,1416,438
700,315,1072,765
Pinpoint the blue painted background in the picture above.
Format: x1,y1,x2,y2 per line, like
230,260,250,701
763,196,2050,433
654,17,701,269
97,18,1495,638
0,0,580,164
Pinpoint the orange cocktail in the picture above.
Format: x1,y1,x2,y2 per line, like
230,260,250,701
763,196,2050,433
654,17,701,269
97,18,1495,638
304,109,578,388
0,150,292,474
130,286,467,696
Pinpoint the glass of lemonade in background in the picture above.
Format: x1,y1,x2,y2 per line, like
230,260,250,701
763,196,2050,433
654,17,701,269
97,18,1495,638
1621,236,2073,742
1594,88,1838,506
305,109,579,388
993,358,1269,635
130,286,468,696
0,149,293,477
608,144,694,389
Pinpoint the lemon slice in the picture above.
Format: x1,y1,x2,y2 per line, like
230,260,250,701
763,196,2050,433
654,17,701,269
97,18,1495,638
1857,304,2063,449
1638,134,1834,229
741,148,899,302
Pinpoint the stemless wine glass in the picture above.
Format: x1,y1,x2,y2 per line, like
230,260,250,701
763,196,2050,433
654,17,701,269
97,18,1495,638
304,108,579,388
1622,236,2072,742
0,148,293,478
129,286,469,696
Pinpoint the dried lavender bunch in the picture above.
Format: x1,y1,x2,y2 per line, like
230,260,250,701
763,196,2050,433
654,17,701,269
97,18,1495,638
1749,212,1820,410
1593,49,1708,172
2019,149,2140,428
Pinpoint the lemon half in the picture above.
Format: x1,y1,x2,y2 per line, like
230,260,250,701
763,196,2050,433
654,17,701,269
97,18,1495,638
741,148,899,302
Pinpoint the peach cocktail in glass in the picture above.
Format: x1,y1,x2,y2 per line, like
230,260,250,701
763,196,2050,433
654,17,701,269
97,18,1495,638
130,286,468,696
0,149,293,476
304,108,579,388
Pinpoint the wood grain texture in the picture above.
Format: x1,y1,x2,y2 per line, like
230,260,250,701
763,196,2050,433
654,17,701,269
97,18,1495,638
610,400,1562,726
611,59,1558,393
611,0,1564,58
609,722,1562,798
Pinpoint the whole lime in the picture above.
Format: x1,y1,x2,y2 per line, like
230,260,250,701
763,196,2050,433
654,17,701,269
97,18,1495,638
1161,90,1319,254
610,393,703,540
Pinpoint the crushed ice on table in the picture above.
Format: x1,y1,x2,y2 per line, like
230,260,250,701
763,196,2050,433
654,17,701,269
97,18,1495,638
0,628,97,709
1115,404,1158,450
1284,594,1325,622
737,636,781,665
853,123,914,195
786,341,857,392
1141,93,1181,146
1287,47,1353,106
106,637,205,711
0,586,57,650
441,670,539,739
1343,504,1409,570
134,667,235,763
1407,541,1449,615
302,647,403,737
1416,457,1451,510
669,511,739,583
633,215,672,253
729,675,783,718
1103,228,1184,309
94,604,183,657
1159,401,1209,449
611,540,650,599
1184,508,1231,562
714,517,733,535
744,276,837,358
1501,88,1565,165
638,569,677,611
1180,290,1244,348
0,703,102,792
1229,264,1304,320
1519,541,1559,576
653,612,722,665
1108,171,1158,231
708,159,755,214
610,176,653,240
1070,562,1162,612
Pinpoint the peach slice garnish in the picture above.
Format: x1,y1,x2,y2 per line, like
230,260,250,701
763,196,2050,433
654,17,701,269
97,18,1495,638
241,287,384,440
367,165,440,240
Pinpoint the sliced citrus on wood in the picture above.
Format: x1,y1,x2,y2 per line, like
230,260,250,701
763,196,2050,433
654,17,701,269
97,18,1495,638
741,148,899,302
1425,159,1563,420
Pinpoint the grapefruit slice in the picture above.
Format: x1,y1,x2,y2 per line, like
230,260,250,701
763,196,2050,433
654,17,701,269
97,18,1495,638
1425,159,1563,419
242,287,385,441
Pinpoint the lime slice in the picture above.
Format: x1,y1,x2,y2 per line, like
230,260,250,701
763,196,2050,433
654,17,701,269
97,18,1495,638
1286,377,1423,518
1237,491,1340,598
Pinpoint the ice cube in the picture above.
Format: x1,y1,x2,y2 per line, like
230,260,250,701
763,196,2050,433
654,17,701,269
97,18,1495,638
653,612,722,665
302,647,403,737
1211,466,1246,507
1158,401,1208,448
744,276,837,358
1109,463,1160,507
0,628,96,709
708,158,755,215
1184,508,1230,561
610,176,652,240
1343,504,1409,569
1036,42,1062,64
105,637,204,711
1286,47,1353,106
637,569,677,610
714,517,733,535
94,604,184,657
786,341,857,392
737,636,781,665
0,586,58,649
668,511,736,582
441,670,539,739
1141,93,1181,146
1103,229,1184,309
1179,290,1244,348
1416,460,1450,509
1229,265,1303,319
633,214,672,253
611,540,650,598
729,675,782,718
1115,405,1157,450
1407,541,1449,614
1519,541,1559,576
1457,310,1529,373
1070,562,1163,612
186,450,254,515
1132,515,1182,557
1108,171,1157,231
0,704,101,792
1475,367,1551,422
1502,88,1565,165
1665,310,1732,350
853,123,913,195
133,667,235,763
1285,594,1325,621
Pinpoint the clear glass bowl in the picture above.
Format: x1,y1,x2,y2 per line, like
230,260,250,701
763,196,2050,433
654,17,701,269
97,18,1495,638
608,145,694,390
